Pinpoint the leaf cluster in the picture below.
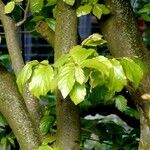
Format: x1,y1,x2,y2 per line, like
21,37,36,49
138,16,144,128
17,33,145,108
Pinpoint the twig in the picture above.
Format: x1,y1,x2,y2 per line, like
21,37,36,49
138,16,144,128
15,0,30,27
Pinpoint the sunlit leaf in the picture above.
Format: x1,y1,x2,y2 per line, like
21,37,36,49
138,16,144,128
36,145,53,150
93,4,103,19
39,115,55,135
29,60,54,98
81,33,107,47
114,95,127,112
70,45,98,64
42,135,56,146
120,57,144,89
46,18,56,31
75,66,85,84
30,0,44,14
107,59,127,92
4,1,15,14
70,83,86,105
14,0,23,2
76,4,92,17
54,54,70,68
96,4,110,14
58,63,75,98
81,57,110,76
63,0,75,6
17,60,39,93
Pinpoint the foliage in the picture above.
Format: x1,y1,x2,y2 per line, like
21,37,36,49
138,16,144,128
80,114,139,150
17,33,145,108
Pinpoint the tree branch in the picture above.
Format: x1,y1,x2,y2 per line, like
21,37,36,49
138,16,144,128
36,21,55,47
54,0,80,149
0,67,41,150
0,0,24,75
101,0,150,149
0,0,42,132
15,0,30,27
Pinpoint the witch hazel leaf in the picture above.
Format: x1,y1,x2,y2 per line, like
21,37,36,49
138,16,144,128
58,63,75,98
29,61,54,98
17,60,39,93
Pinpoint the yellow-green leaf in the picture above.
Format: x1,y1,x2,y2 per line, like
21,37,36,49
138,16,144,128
29,61,54,98
63,0,75,6
70,83,86,105
58,63,75,98
75,66,85,84
17,60,39,93
76,4,92,17
81,33,107,47
4,1,15,14
93,4,103,19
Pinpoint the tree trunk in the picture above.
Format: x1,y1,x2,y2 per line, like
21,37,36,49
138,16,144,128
54,0,80,149
102,0,150,149
0,67,41,150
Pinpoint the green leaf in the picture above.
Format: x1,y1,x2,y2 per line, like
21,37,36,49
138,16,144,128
14,0,23,2
54,54,70,68
4,1,15,14
30,0,44,14
76,4,92,17
81,57,110,76
42,135,56,146
70,83,86,105
1,137,7,150
17,60,39,93
138,4,150,14
70,45,98,64
63,0,75,6
107,59,127,92
88,0,98,4
90,71,105,88
81,56,112,74
99,4,110,14
93,4,103,19
120,57,144,89
46,0,57,6
75,66,85,84
58,63,75,98
0,113,7,127
114,95,127,112
29,60,54,98
36,145,53,150
39,115,55,135
141,13,150,22
81,33,107,47
45,18,56,31
88,85,115,103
